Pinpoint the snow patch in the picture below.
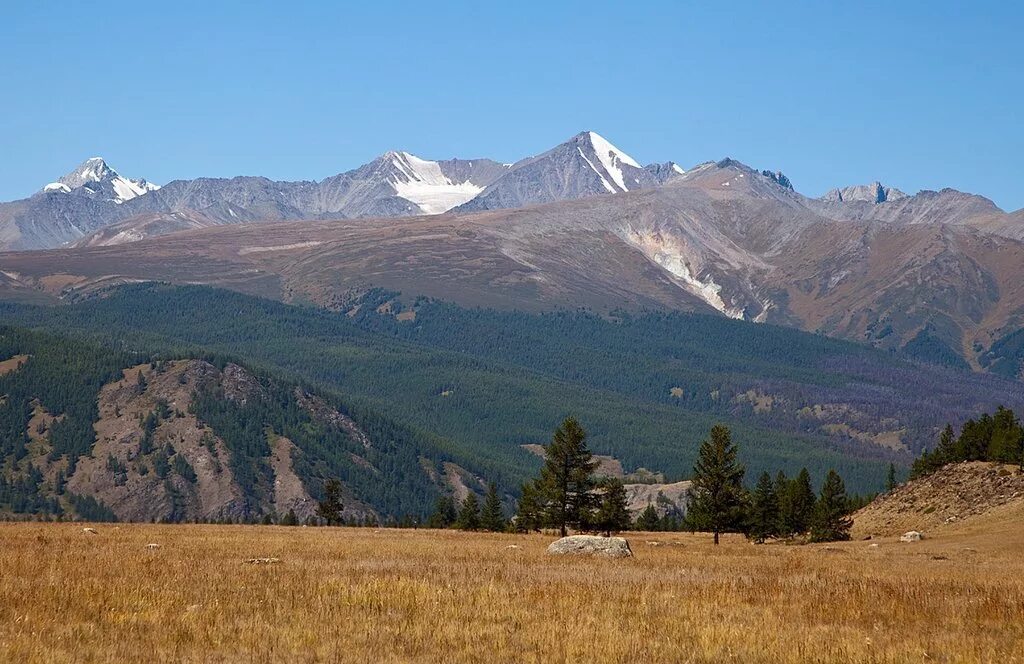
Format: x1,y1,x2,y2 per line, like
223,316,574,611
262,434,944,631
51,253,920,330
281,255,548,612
671,163,686,175
587,131,640,192
43,182,71,193
389,152,483,214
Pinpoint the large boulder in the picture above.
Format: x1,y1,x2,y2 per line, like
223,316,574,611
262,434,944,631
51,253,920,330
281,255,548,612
546,535,633,558
900,531,924,542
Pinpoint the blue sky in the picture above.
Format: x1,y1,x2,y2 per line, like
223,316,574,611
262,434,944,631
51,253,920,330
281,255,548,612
2,1,1021,209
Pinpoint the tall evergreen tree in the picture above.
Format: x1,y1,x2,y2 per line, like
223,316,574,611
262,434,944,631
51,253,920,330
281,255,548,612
537,417,599,537
456,493,481,531
427,495,457,529
315,478,344,526
747,471,779,543
513,481,543,533
809,469,852,542
593,477,631,536
779,468,816,537
886,463,897,492
480,482,506,532
687,424,746,545
636,503,660,531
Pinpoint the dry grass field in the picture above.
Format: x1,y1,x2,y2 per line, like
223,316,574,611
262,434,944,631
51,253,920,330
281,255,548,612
1,519,1022,663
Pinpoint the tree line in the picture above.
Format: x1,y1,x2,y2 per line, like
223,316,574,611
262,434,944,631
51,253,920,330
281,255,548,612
911,406,1024,478
422,417,865,543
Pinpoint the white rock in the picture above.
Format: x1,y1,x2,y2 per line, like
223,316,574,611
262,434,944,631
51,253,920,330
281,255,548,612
146,543,161,549
546,535,633,558
82,527,97,535
900,531,924,542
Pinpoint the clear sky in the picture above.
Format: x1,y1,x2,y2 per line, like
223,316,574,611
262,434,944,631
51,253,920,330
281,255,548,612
2,1,1021,209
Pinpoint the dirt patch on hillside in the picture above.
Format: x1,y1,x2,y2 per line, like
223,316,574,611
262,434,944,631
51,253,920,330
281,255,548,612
267,433,314,520
0,354,29,375
853,461,1024,538
66,361,246,522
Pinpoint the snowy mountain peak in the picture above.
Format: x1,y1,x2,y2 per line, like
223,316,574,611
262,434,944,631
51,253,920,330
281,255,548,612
382,151,484,215
585,131,641,169
42,157,159,204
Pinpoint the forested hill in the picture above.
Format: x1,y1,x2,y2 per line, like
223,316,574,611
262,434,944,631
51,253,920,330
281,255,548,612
4,283,1023,496
0,326,488,522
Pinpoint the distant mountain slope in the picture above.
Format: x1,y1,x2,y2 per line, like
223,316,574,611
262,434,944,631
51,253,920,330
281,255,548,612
456,131,681,212
0,325,487,522
8,284,1024,494
3,158,1022,369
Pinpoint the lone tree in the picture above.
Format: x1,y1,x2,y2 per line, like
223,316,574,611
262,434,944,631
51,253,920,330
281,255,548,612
456,493,481,531
687,424,746,545
635,503,660,532
809,469,852,542
513,481,543,533
427,495,457,529
593,477,631,536
779,467,816,537
537,417,599,537
316,478,344,526
886,463,897,492
747,471,780,543
480,483,506,532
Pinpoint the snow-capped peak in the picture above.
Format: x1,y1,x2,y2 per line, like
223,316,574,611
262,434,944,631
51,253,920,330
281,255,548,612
42,157,160,204
580,131,642,192
387,151,483,215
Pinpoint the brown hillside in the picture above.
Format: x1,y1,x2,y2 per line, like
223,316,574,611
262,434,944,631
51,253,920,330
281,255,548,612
853,461,1024,538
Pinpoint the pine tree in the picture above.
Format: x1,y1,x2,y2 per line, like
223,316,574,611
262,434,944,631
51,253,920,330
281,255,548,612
809,469,852,542
537,417,599,537
427,495,457,529
779,467,816,537
687,424,746,545
747,471,779,543
513,481,543,533
456,493,481,530
636,503,660,531
480,482,506,532
281,508,299,526
593,477,631,536
886,463,897,492
315,478,344,526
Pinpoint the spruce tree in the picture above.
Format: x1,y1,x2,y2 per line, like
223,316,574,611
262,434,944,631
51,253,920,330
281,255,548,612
281,509,299,526
537,417,599,537
315,478,344,526
886,463,897,492
636,503,660,531
456,493,481,530
809,469,852,542
687,424,745,545
427,495,457,529
593,477,631,536
747,471,779,543
513,481,543,533
779,467,815,536
480,482,506,532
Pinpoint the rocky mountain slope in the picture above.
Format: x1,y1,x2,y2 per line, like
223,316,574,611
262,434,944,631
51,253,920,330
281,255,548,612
0,327,490,522
0,131,684,250
3,158,1023,370
853,461,1024,538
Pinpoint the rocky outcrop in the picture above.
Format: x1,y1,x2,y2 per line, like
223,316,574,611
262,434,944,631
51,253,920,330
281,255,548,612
546,535,633,558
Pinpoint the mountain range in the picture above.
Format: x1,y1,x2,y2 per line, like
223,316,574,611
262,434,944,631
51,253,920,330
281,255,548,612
1,130,1023,374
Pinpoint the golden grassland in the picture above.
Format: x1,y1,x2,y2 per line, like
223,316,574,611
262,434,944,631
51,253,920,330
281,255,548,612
1,516,1022,663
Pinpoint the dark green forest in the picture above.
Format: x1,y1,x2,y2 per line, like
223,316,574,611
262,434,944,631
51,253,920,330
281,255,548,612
3,283,1023,509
